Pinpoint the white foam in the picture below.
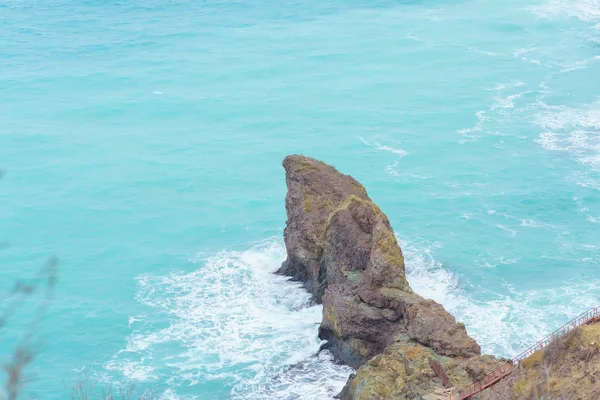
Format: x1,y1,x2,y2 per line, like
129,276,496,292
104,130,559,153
234,350,353,400
158,389,197,400
532,0,600,23
520,218,556,228
496,224,517,237
128,316,141,327
108,240,352,399
484,81,526,91
359,137,407,157
469,83,545,141
475,256,520,269
574,175,600,190
512,48,536,58
491,91,532,111
385,161,399,177
457,110,487,136
401,237,600,357
108,235,600,398
468,47,497,56
534,100,600,171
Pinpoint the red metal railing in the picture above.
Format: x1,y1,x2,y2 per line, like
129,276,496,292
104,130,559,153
451,306,600,400
454,363,513,399
511,306,600,365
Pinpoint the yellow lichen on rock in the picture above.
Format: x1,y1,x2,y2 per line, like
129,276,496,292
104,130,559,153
340,339,495,400
324,305,342,337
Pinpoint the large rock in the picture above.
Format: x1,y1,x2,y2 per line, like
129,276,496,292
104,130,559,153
278,155,484,397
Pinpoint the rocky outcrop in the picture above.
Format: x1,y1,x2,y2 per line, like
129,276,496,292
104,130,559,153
278,155,374,300
339,341,501,400
278,155,489,398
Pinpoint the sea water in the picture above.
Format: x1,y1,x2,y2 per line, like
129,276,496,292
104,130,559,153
1,0,599,398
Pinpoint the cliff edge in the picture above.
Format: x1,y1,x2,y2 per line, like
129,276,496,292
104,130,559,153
278,155,498,399
474,322,600,400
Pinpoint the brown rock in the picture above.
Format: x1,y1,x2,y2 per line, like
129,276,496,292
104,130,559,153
339,338,499,400
278,155,481,373
278,155,372,299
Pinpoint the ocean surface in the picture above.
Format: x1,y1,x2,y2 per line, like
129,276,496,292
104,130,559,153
1,0,599,398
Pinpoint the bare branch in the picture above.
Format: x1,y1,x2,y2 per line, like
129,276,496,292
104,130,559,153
1,257,60,399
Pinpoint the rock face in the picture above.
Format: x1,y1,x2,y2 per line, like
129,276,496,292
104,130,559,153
339,342,500,400
278,155,483,388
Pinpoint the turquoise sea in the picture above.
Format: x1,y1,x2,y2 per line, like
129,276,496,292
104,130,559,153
1,0,599,398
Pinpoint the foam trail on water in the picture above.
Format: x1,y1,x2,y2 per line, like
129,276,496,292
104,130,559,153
158,389,197,400
359,137,408,156
531,0,600,23
534,100,600,174
107,240,352,399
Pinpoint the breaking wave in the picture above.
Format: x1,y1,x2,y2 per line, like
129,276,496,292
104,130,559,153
106,240,352,400
107,235,600,398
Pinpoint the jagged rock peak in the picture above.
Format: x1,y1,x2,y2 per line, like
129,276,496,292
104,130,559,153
278,154,410,302
278,155,480,372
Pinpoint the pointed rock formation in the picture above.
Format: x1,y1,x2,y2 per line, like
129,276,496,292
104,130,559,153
278,155,496,398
